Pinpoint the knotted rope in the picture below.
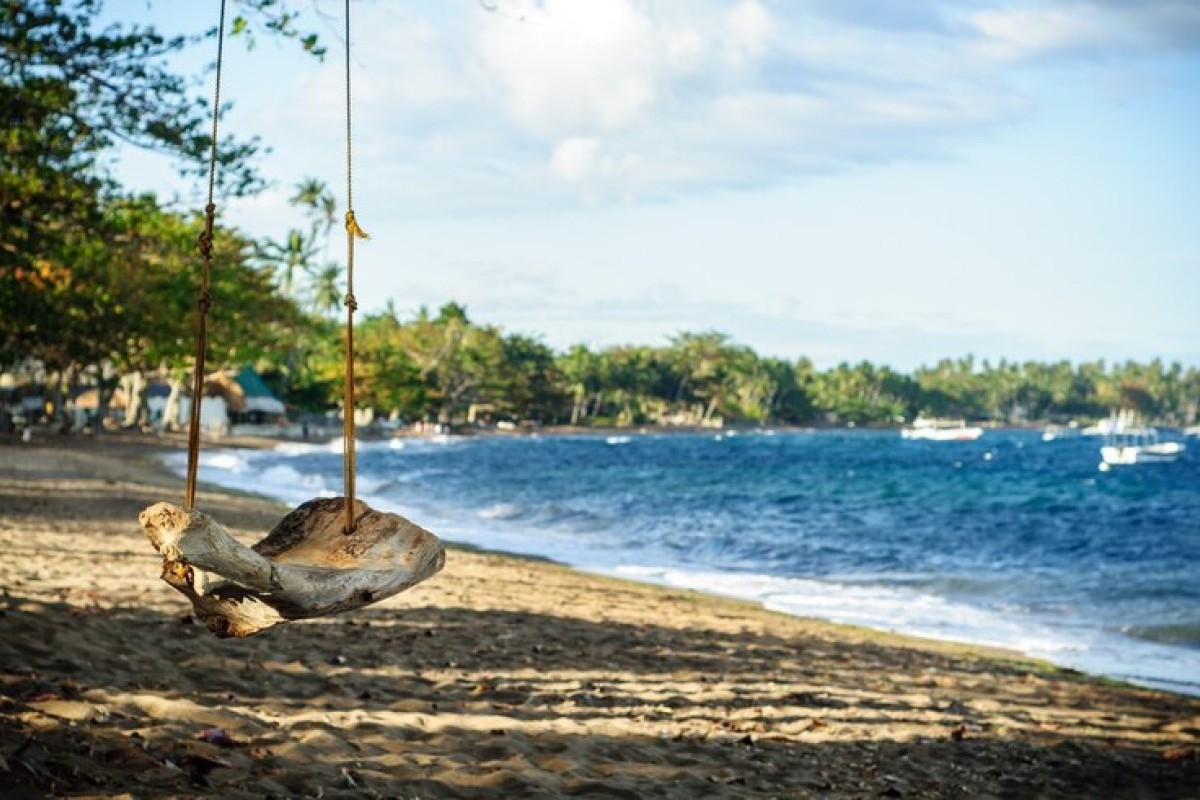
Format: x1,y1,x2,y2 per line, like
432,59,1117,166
185,3,227,510
341,0,369,534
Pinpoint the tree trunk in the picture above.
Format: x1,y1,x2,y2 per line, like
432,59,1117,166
570,387,584,425
95,362,118,433
121,371,147,427
66,366,81,432
162,377,184,431
50,368,64,418
51,368,70,432
140,498,445,638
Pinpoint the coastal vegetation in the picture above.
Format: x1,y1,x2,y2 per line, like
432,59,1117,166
6,262,1200,431
4,2,1198,431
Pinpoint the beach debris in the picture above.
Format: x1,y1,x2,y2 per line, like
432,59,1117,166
1163,746,1196,761
196,728,242,748
950,722,983,741
139,498,445,638
166,751,234,786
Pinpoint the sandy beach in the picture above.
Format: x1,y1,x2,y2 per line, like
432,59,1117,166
1,433,1198,798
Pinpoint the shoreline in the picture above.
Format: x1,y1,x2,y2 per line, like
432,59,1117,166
2,434,1198,797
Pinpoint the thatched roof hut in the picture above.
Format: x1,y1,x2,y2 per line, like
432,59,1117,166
203,367,285,415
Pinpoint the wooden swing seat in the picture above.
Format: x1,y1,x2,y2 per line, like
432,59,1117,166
140,498,445,638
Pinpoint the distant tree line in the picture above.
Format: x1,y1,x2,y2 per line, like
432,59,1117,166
9,241,1200,430
287,307,1200,429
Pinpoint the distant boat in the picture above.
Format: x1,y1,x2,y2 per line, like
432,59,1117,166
1098,411,1185,467
901,418,983,441
1041,423,1081,442
1085,410,1152,438
1082,419,1122,437
1100,438,1185,466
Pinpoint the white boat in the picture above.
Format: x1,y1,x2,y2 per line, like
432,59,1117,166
1082,418,1138,437
1101,439,1185,466
1098,412,1186,467
901,418,984,441
1041,423,1081,442
1083,410,1153,439
1185,425,1200,438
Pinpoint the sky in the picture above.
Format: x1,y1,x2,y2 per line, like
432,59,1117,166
113,0,1200,371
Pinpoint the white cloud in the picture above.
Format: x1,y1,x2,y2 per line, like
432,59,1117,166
970,1,1200,62
476,0,660,132
232,0,1200,212
550,137,601,182
664,26,705,71
723,0,773,67
972,6,1127,61
225,186,294,236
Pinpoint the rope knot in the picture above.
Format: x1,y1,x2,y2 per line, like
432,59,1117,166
198,290,213,313
197,231,214,261
197,203,217,260
343,292,358,312
345,210,369,240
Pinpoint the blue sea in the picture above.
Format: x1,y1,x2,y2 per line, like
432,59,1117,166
167,429,1200,695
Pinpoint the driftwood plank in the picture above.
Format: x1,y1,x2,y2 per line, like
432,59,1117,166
139,498,445,637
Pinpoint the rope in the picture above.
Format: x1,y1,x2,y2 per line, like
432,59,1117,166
185,0,228,510
341,0,369,534
344,0,355,216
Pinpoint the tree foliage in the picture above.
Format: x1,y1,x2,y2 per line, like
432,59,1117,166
283,307,1200,430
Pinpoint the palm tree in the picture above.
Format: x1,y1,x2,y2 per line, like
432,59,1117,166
260,228,318,298
306,262,344,318
290,177,338,240
558,344,600,424
668,331,734,424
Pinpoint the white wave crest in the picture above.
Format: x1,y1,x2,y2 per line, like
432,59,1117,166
479,503,524,520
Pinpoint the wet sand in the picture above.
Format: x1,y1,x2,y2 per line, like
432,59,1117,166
1,433,1197,798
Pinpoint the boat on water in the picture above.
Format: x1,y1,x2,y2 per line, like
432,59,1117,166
1100,437,1185,466
1081,418,1132,437
1097,410,1186,468
1185,425,1200,438
1041,422,1081,442
900,418,984,441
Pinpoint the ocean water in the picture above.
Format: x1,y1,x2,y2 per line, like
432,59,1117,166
165,429,1200,695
